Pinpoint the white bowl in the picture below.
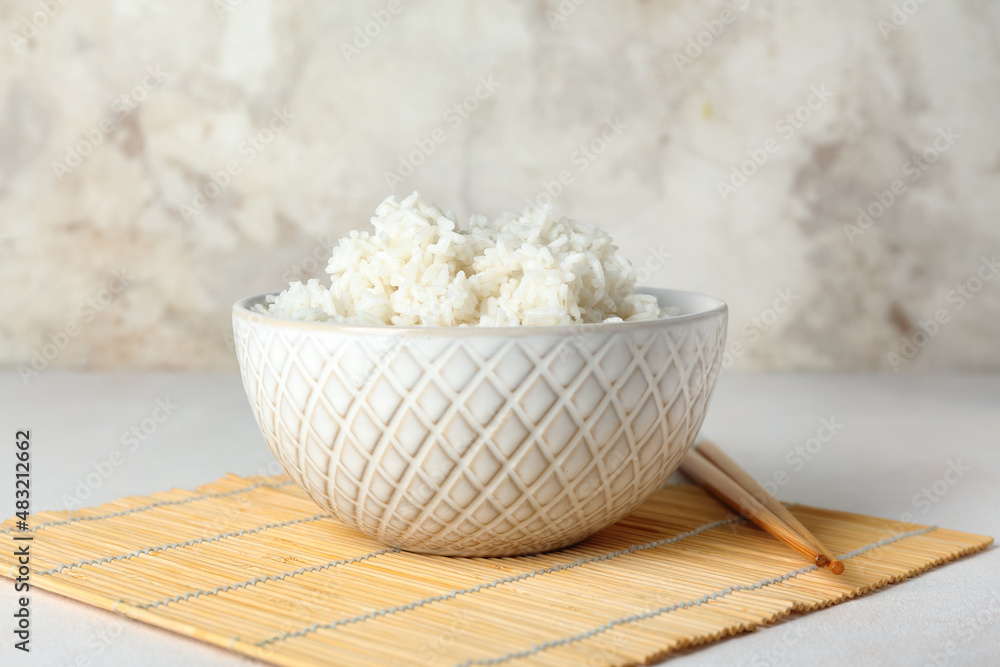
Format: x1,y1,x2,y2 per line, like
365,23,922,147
233,289,727,556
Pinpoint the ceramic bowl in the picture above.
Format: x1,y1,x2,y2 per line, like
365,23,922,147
233,289,727,556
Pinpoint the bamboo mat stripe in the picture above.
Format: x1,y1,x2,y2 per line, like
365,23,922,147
155,506,789,614
0,474,991,667
0,478,295,535
454,526,936,667
34,512,330,576
136,546,402,610
257,515,746,647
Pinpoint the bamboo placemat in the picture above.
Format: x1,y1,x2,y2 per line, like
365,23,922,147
1,474,991,666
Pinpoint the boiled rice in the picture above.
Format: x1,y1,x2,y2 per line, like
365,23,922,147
257,192,672,326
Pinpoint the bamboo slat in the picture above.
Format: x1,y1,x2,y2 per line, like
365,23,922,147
0,474,991,667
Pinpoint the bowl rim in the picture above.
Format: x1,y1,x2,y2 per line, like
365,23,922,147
232,287,727,336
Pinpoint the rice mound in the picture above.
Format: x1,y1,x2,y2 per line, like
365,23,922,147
258,192,672,326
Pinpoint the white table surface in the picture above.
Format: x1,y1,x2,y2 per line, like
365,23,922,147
1,371,998,666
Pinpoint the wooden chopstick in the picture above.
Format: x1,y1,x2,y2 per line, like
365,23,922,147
679,444,845,575
696,440,843,574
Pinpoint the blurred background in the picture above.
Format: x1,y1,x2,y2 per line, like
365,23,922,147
1,0,998,374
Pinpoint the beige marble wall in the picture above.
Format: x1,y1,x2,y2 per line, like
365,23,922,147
1,0,998,375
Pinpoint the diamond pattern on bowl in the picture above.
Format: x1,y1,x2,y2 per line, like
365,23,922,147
235,308,726,556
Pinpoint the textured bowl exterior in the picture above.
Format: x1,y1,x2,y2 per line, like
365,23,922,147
233,290,727,556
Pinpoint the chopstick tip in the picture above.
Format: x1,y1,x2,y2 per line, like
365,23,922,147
829,560,845,575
